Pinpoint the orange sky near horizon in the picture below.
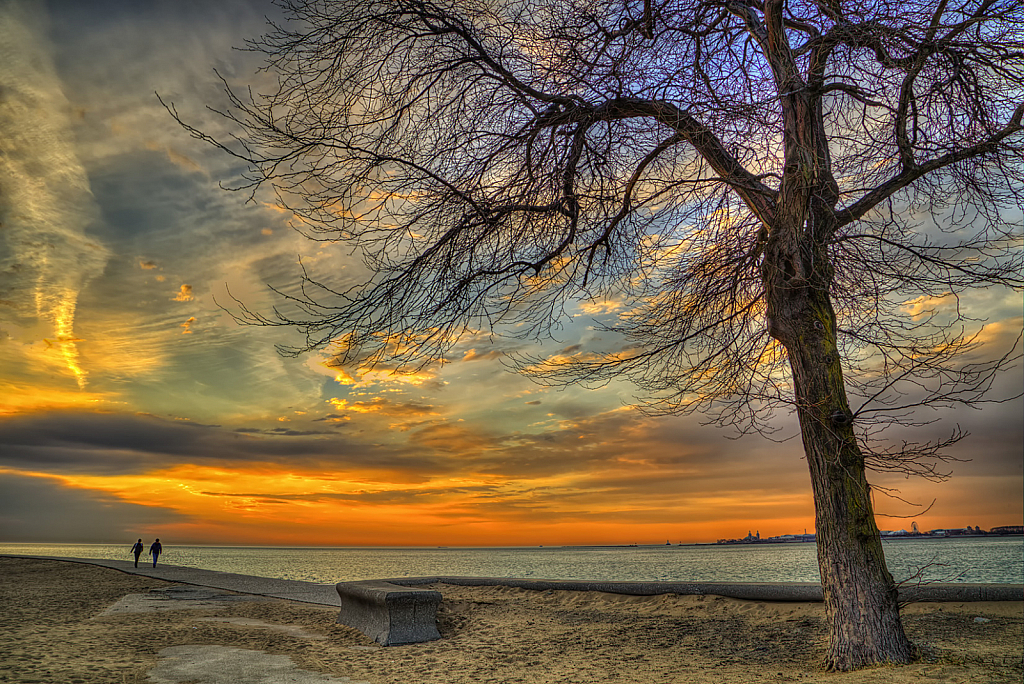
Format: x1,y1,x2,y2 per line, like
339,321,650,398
5,452,1019,547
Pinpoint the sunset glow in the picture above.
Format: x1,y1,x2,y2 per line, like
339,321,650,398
0,0,1020,548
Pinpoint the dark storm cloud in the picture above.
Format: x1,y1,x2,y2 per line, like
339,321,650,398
0,410,439,475
0,411,220,452
0,472,188,542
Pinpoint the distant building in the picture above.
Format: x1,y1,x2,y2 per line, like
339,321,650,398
928,527,990,536
765,533,816,543
714,522,1019,546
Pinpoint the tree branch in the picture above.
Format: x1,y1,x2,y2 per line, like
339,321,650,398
836,103,1024,227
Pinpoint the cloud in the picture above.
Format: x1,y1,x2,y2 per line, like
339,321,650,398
0,409,440,476
0,381,112,415
0,1,109,389
146,141,207,176
233,426,334,436
326,364,442,389
327,396,437,418
0,472,188,542
172,284,194,302
460,348,503,362
409,421,502,456
575,297,626,315
900,292,953,319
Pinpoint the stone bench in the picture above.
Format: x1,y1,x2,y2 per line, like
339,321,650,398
334,580,442,646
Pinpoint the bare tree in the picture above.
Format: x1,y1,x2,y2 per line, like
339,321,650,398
166,0,1024,670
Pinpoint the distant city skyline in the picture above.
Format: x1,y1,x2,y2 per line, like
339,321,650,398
714,524,1023,546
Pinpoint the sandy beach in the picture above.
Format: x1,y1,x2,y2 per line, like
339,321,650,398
0,557,1020,683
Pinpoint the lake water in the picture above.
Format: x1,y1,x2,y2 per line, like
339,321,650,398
1,538,1020,585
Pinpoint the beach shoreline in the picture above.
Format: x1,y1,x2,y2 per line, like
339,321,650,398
1,556,1021,683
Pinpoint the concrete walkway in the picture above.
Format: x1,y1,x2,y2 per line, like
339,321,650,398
3,555,341,606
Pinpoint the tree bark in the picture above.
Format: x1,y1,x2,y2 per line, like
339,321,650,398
765,244,916,669
752,10,918,658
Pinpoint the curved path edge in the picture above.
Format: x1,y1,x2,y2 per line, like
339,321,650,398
3,555,1021,605
377,576,1024,602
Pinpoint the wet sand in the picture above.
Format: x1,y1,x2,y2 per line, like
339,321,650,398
0,556,1020,683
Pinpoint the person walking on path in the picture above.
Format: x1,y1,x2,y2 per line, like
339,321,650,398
130,539,144,567
149,539,162,568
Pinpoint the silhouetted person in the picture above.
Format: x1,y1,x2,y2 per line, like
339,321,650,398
130,539,144,568
149,539,162,568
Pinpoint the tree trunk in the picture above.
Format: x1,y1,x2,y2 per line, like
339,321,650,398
757,52,917,662
768,270,916,670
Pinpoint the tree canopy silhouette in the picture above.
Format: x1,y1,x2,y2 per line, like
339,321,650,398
166,0,1023,670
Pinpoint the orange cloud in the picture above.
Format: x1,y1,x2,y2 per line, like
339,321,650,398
328,365,438,388
901,292,954,319
460,348,503,362
172,284,193,302
575,298,625,315
327,396,436,417
0,382,110,416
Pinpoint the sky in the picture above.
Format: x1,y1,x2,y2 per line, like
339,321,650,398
0,0,1021,547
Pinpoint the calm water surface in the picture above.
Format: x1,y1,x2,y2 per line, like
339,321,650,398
1,538,1020,585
